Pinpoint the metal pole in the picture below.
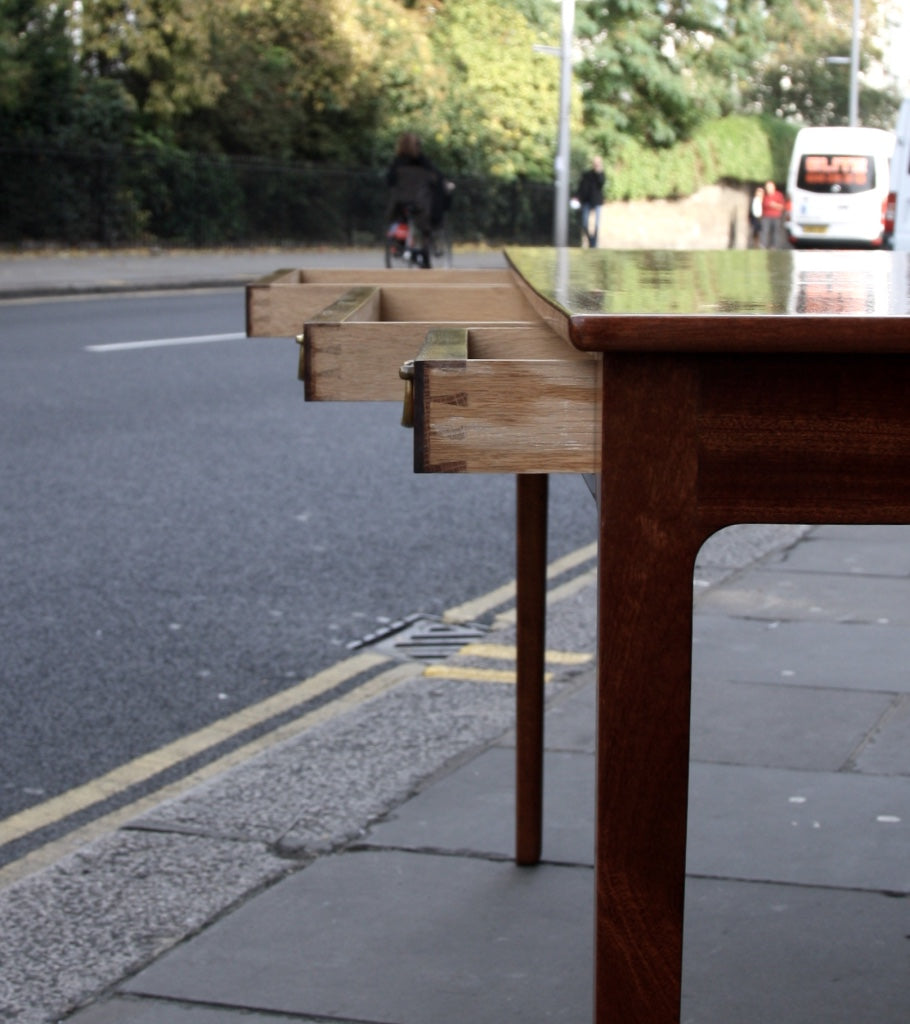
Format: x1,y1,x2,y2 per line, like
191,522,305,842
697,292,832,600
553,0,575,247
849,0,860,126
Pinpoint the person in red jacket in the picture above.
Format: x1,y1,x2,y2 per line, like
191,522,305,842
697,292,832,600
760,180,786,249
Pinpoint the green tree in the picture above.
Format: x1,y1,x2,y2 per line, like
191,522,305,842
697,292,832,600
0,0,76,139
574,0,768,150
76,0,223,140
746,0,899,128
425,0,565,179
0,0,136,147
184,0,438,164
327,0,445,164
192,0,348,158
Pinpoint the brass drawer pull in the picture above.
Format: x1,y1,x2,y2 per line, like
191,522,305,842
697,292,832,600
399,360,415,428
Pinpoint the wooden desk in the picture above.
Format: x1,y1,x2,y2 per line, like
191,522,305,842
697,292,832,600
252,250,910,1021
495,247,910,1022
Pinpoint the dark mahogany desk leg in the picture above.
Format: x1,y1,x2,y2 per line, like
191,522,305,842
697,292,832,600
595,356,704,1023
515,473,548,866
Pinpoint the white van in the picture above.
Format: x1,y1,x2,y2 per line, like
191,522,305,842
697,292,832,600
786,126,894,248
885,99,910,250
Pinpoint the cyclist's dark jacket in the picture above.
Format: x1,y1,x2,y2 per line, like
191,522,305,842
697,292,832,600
387,155,447,229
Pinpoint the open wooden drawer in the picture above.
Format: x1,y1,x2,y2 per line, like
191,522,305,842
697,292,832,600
404,325,601,474
246,262,587,866
246,267,514,338
297,282,542,401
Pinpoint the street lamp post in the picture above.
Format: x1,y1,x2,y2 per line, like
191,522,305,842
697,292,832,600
534,0,575,247
827,0,860,125
554,0,575,247
848,0,860,126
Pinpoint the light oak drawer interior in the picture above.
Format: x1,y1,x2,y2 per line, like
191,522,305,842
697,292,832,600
300,284,543,402
246,269,513,337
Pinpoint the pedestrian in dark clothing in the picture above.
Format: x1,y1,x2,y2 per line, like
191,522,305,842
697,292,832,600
574,156,606,248
749,186,764,247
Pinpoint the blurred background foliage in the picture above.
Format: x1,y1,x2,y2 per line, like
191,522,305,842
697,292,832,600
0,0,902,244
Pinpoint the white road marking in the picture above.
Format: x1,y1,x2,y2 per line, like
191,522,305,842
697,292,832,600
86,331,246,352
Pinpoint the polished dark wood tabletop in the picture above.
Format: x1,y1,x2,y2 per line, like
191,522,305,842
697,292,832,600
506,247,910,351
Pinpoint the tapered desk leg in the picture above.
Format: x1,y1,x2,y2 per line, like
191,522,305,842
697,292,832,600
515,473,548,866
595,356,705,1023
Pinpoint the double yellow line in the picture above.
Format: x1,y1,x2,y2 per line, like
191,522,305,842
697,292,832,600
0,543,596,886
0,653,410,886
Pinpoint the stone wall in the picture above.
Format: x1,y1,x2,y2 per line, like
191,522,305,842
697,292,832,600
593,182,756,250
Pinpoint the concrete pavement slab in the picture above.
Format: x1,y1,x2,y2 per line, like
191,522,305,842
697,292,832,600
525,676,596,754
504,652,903,770
99,868,910,1024
809,523,910,543
687,761,910,892
697,565,910,623
681,877,910,1023
690,675,895,771
693,615,910,692
364,745,595,866
0,831,289,1024
59,998,339,1023
363,696,910,890
768,529,910,576
120,848,594,1024
853,695,910,775
693,523,809,588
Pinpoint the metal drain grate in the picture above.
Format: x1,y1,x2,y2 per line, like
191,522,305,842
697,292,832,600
348,614,489,663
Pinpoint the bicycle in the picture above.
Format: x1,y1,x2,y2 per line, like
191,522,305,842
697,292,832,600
384,204,451,269
384,204,431,269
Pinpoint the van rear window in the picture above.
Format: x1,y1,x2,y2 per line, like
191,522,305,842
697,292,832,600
797,154,875,193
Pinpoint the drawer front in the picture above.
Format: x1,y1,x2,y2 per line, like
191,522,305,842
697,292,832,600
411,328,600,474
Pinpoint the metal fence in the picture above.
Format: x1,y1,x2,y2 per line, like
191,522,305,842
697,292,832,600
0,145,555,248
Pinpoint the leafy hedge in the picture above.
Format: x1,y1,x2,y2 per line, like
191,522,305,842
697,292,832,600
606,115,800,201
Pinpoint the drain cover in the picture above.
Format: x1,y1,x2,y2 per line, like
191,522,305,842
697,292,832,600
348,615,489,663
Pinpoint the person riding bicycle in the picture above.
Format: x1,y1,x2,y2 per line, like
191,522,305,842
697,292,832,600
386,132,451,266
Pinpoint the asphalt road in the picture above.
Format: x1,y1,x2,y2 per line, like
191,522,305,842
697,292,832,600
0,287,598,868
